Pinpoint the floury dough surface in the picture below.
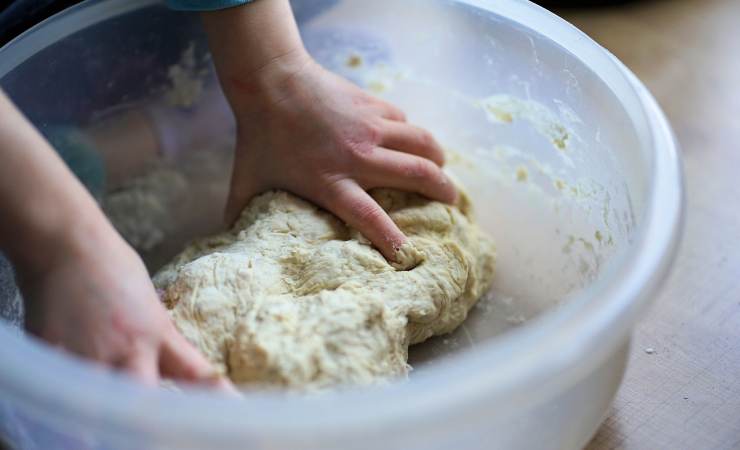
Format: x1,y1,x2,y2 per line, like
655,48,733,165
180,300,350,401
154,189,495,389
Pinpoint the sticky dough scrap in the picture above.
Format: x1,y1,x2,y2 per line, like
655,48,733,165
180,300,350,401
154,189,495,389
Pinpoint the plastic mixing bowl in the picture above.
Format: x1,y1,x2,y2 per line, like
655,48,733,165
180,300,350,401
0,0,683,449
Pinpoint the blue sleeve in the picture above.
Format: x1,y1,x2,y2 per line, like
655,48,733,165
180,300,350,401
166,0,255,11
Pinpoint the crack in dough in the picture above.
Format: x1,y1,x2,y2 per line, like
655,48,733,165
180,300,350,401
154,188,495,389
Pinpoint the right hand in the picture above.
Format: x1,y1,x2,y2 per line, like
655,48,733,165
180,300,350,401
202,1,457,263
19,225,231,390
221,54,457,262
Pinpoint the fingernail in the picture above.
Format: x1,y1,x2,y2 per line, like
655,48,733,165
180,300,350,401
391,241,423,271
388,235,406,254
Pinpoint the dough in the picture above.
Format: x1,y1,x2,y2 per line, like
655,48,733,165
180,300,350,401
154,189,495,389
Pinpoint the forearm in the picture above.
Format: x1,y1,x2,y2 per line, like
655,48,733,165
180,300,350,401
0,91,114,274
201,0,310,113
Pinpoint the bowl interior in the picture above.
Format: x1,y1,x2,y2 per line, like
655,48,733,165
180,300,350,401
0,0,649,371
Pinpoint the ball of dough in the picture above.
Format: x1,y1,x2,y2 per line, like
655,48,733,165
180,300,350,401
154,189,495,389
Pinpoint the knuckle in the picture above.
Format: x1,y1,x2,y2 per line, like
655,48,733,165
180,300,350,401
379,100,405,119
342,124,381,160
388,106,405,121
346,143,374,162
355,91,375,105
363,122,383,144
320,177,346,202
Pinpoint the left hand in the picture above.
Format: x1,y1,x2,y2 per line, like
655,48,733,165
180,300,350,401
20,223,232,389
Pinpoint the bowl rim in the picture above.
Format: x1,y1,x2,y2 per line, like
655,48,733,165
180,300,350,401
0,0,684,442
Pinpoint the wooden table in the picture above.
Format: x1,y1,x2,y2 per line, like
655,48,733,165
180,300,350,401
550,1,740,448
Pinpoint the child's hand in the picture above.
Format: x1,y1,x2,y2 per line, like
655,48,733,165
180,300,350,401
223,55,457,261
20,229,229,389
0,90,227,388
202,1,456,261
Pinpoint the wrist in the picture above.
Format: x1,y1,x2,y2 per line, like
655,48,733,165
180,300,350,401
201,0,311,114
225,50,314,119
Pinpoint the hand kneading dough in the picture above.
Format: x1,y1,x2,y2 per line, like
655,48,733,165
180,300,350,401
154,189,495,389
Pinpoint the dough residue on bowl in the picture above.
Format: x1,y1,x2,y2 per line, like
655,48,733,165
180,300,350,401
154,189,495,389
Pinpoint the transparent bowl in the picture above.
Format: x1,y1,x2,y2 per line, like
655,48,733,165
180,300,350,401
0,0,683,449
